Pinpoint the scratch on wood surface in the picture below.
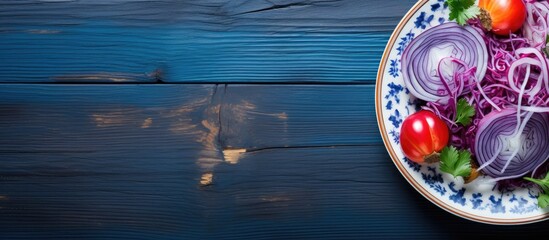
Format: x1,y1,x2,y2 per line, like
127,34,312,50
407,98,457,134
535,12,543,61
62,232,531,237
55,73,145,83
277,112,288,120
141,118,153,128
260,195,291,202
229,0,341,16
200,172,213,186
91,109,152,128
247,110,288,120
92,112,128,127
26,29,61,34
53,70,163,83
233,1,310,15
222,148,246,164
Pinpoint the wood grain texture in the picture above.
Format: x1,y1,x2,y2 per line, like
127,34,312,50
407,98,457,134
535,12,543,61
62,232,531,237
218,85,378,149
0,0,415,83
0,84,546,239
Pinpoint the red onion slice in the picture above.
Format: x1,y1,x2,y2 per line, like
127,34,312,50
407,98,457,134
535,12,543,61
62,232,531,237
523,1,549,48
402,22,488,103
475,108,549,180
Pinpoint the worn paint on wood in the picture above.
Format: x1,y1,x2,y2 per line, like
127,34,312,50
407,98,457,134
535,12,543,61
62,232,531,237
0,0,415,83
0,85,546,239
0,84,376,177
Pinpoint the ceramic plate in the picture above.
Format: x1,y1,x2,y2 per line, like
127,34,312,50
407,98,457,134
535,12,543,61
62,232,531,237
376,0,549,224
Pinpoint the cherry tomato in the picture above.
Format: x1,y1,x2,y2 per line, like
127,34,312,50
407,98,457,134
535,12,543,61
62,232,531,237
479,0,526,36
399,110,449,163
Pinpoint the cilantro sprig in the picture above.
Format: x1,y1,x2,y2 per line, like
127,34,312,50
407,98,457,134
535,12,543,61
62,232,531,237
447,0,481,26
455,98,475,126
524,174,549,208
440,146,472,178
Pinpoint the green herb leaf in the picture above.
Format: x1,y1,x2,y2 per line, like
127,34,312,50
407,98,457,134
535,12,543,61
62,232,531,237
524,174,549,208
543,35,549,57
537,194,549,208
525,174,549,193
542,47,549,58
455,98,475,126
440,146,472,178
447,0,481,26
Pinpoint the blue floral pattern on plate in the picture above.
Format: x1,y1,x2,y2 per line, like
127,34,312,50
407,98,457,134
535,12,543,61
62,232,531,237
377,0,548,224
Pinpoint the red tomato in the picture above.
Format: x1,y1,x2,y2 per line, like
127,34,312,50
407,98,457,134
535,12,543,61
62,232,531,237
479,0,526,36
399,111,449,163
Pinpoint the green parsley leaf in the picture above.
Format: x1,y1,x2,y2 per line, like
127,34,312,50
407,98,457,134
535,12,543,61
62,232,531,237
447,0,481,26
456,5,480,25
524,174,549,208
439,146,472,178
455,98,475,126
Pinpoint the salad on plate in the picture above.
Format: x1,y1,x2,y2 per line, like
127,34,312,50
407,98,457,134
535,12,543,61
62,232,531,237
398,0,549,208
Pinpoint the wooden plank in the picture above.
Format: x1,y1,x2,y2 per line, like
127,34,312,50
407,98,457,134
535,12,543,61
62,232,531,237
0,0,415,83
0,84,380,152
0,84,546,238
2,145,546,239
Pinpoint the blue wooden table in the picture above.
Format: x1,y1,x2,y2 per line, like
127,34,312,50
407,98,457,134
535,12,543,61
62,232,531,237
0,0,545,239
